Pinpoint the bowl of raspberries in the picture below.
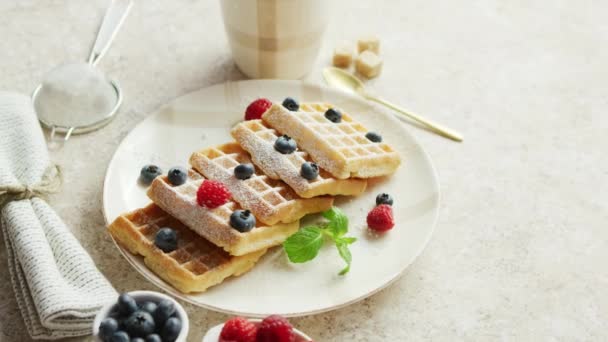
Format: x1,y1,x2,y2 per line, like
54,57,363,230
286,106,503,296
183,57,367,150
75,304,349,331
93,291,189,342
203,315,313,342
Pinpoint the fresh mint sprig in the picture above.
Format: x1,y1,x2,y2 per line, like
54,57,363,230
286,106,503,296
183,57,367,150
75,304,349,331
283,207,357,275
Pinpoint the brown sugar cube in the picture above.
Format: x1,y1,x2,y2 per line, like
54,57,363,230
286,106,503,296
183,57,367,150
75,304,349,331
357,36,380,54
332,43,353,68
356,50,383,78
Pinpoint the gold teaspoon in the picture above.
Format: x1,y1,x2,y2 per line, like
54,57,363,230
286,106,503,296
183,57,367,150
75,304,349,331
322,67,463,142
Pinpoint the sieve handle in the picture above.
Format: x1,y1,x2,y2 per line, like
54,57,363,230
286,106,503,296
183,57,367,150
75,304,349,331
88,0,133,66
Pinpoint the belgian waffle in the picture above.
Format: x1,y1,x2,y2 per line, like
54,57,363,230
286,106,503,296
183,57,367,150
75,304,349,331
107,203,267,293
189,142,334,224
262,103,401,179
231,120,368,198
147,170,299,256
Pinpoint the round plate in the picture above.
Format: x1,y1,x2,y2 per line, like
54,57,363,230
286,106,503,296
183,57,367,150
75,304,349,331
103,80,439,317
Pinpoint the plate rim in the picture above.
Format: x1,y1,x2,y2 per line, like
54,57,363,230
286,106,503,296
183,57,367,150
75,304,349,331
101,79,441,317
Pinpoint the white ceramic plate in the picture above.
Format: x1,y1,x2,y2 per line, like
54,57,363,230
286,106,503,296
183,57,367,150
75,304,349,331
103,80,439,317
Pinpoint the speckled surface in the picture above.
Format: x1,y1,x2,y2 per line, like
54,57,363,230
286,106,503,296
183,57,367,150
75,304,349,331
0,0,607,341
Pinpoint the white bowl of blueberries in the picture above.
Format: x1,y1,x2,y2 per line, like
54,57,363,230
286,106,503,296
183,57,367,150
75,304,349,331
93,291,189,342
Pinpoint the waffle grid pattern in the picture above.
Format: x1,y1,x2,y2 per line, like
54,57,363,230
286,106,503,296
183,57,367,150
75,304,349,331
203,144,300,206
237,120,336,179
126,204,231,276
190,143,336,225
262,103,401,178
297,103,396,159
232,120,371,198
168,171,255,228
148,168,302,255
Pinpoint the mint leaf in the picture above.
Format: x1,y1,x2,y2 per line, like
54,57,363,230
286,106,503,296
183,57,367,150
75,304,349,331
338,236,357,245
336,241,352,275
283,226,324,263
322,206,343,222
282,206,357,275
323,207,348,237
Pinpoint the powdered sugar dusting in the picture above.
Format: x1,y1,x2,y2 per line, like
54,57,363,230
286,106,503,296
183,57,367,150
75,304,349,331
146,169,300,256
189,143,331,225
261,103,401,179
123,203,233,274
232,120,366,198
147,170,243,249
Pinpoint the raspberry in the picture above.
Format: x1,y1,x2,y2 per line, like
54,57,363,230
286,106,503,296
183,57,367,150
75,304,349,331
256,315,295,342
245,98,272,121
220,317,257,342
367,204,395,232
196,180,231,208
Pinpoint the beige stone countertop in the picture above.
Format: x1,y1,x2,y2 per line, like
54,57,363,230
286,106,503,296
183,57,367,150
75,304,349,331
1,0,606,341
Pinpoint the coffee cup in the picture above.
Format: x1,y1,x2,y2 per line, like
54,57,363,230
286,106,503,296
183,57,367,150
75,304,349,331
220,0,330,79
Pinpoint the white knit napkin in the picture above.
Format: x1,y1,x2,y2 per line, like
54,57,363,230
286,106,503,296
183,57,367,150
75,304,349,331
0,92,117,339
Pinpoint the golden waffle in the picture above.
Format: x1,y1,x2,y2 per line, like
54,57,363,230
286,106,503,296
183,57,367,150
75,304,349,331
147,170,299,256
262,103,401,179
107,203,267,293
231,120,368,198
189,142,334,224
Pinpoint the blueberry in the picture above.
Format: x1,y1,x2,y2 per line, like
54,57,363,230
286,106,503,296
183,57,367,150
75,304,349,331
234,163,255,180
131,338,145,342
108,304,121,316
153,299,176,326
99,317,119,340
324,108,342,123
365,131,383,143
139,165,162,185
274,135,297,154
167,167,187,186
139,301,157,315
230,210,256,232
145,334,162,342
376,193,394,206
124,311,156,338
108,306,122,321
118,294,138,316
161,317,182,342
110,331,130,342
300,162,319,180
282,97,299,111
155,228,178,253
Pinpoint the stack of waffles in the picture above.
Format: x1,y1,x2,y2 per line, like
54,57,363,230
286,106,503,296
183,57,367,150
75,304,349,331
108,102,401,293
